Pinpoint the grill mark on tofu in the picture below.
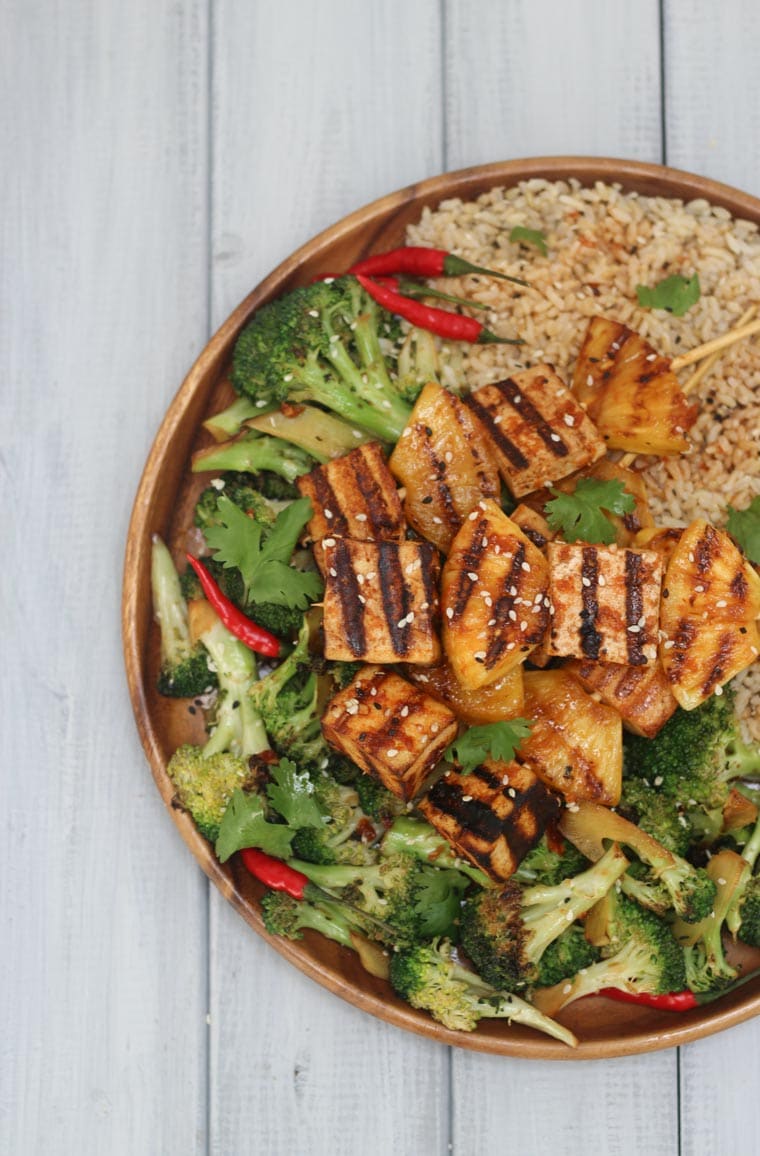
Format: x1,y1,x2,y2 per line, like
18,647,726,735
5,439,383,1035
377,539,412,657
352,452,397,535
332,537,366,656
580,547,602,659
465,394,530,470
471,763,504,791
427,777,504,845
701,631,736,698
495,377,570,458
309,470,350,536
624,550,646,666
484,542,527,668
496,780,552,865
449,515,489,620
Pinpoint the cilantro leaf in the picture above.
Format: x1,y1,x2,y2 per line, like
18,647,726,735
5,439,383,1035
544,477,636,545
445,719,533,776
509,226,548,256
636,273,701,317
413,866,470,938
215,789,294,863
203,494,322,610
266,758,325,829
726,496,760,564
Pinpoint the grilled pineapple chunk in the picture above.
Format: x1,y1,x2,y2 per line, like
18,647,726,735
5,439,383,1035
632,525,683,568
321,667,457,801
388,381,500,553
550,460,654,547
465,365,606,497
519,669,623,806
321,537,440,665
572,316,698,455
659,519,760,709
418,759,561,883
407,661,524,725
565,657,678,738
440,500,550,690
510,502,555,551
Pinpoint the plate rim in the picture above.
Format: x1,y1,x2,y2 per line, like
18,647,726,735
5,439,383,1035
122,155,760,1059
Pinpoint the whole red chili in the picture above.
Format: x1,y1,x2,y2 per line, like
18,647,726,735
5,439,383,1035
600,967,760,1011
185,554,281,658
349,245,527,286
356,273,522,346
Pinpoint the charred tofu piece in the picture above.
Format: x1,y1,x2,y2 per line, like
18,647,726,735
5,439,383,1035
572,316,698,455
441,500,550,690
519,669,623,806
296,441,405,566
388,382,500,553
659,519,760,709
547,541,662,666
419,759,561,883
510,503,555,551
565,658,678,738
322,537,441,664
321,667,457,800
465,365,606,498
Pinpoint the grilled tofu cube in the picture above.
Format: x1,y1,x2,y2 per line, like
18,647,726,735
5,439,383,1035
659,519,760,709
322,538,441,664
572,316,698,455
321,667,457,800
465,365,606,498
441,500,550,690
565,657,678,738
519,669,623,805
407,661,525,725
388,382,500,553
510,503,555,551
547,541,662,666
296,441,405,567
419,759,561,883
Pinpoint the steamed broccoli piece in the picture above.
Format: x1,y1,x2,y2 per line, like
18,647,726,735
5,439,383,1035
251,470,300,502
389,939,577,1046
194,476,275,534
151,535,216,698
291,775,380,866
194,555,302,641
533,892,687,1017
511,835,591,886
380,817,492,888
459,843,629,992
289,853,468,941
231,277,412,443
192,431,316,482
197,616,269,758
261,889,372,951
354,775,407,825
166,745,254,841
727,814,760,947
330,660,363,691
619,776,694,857
535,925,600,988
203,396,265,441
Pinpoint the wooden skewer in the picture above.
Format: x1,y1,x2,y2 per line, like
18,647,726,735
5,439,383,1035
679,305,757,394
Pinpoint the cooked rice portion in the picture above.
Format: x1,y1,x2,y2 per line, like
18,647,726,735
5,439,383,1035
408,178,760,740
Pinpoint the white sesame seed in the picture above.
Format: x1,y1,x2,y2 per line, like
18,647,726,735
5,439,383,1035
474,650,486,660
598,574,606,587
324,509,333,519
323,537,336,547
550,433,562,443
563,414,575,427
508,610,517,622
581,576,591,587
521,562,531,572
715,599,727,608
329,567,337,577
715,685,723,696
446,607,454,619
355,513,368,522
432,516,443,525
468,572,479,582
586,374,594,386
387,749,398,758
462,795,473,803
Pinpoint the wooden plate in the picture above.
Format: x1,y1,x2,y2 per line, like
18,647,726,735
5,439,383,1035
122,157,760,1059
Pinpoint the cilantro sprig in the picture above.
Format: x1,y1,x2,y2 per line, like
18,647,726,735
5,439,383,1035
636,273,701,317
445,719,533,776
215,759,325,863
544,477,636,545
203,494,322,609
726,495,760,564
509,226,548,256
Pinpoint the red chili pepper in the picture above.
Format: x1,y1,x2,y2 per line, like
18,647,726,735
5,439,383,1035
356,273,522,346
599,988,698,1011
185,554,281,658
349,246,527,286
373,275,488,311
241,848,309,898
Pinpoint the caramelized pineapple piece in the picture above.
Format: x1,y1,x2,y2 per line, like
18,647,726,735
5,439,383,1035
510,502,555,551
565,657,678,738
441,500,550,690
418,759,561,883
659,519,760,709
465,365,606,497
321,667,457,800
388,382,499,553
519,669,623,806
551,460,654,547
573,316,698,455
407,661,524,725
632,525,684,568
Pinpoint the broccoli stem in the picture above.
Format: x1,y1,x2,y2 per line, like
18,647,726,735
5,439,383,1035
381,817,492,887
151,535,192,668
203,396,267,441
198,618,269,758
192,432,315,482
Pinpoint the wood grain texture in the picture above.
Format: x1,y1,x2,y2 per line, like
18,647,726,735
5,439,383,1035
0,2,210,1154
443,0,663,170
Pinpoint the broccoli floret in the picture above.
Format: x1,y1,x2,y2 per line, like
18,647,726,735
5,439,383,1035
459,843,629,992
354,775,407,825
727,815,760,946
380,817,493,888
330,660,364,691
619,776,695,857
166,744,254,841
195,556,303,642
192,431,317,482
197,615,269,758
252,470,300,502
151,535,217,698
231,278,412,443
261,889,372,951
511,834,591,886
532,892,687,1017
561,801,717,923
624,690,760,831
194,476,276,533
670,848,755,992
389,939,577,1046
289,853,468,942
291,775,380,866
535,925,600,988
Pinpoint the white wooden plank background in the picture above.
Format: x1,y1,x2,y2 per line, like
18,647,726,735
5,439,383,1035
2,1,760,1154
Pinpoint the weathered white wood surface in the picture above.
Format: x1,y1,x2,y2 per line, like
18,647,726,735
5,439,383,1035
3,1,759,1154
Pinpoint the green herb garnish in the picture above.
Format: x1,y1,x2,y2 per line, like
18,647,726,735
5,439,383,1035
544,478,636,545
215,789,294,863
726,496,760,564
266,759,325,830
445,719,533,775
509,226,548,256
636,273,701,317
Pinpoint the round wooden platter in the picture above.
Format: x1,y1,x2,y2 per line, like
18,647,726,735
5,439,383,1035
123,157,760,1059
